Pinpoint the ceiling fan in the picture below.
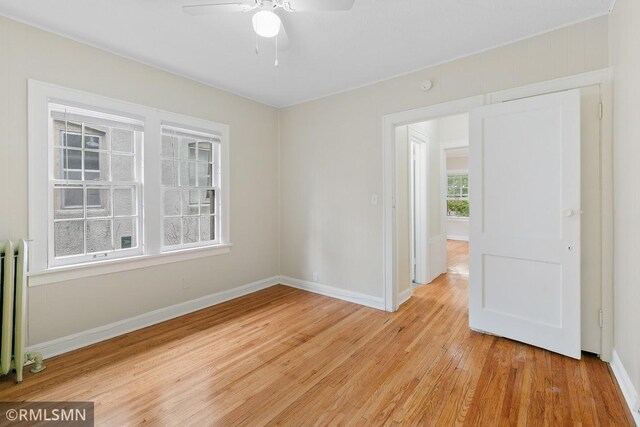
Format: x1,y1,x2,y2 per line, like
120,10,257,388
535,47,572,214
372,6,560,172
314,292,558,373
182,0,355,44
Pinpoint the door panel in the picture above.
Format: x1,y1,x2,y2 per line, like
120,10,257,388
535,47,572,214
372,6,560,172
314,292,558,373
469,89,581,359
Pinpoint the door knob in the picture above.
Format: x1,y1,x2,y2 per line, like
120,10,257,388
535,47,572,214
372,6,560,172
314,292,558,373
563,209,575,217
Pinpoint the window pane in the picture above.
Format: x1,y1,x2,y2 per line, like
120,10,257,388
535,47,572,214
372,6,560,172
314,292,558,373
86,219,112,253
161,160,179,186
84,151,110,181
161,134,174,157
184,140,197,160
84,134,102,150
114,187,135,216
182,217,198,243
84,151,99,171
447,200,469,218
68,149,84,170
198,141,212,162
54,125,81,147
200,215,215,241
54,187,84,217
112,154,134,181
163,217,181,246
197,163,212,187
200,190,215,215
114,218,136,250
163,188,181,216
112,128,133,153
54,221,84,257
86,188,111,217
182,190,199,216
181,161,196,187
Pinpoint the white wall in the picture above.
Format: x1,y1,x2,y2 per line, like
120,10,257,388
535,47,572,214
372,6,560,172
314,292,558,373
446,156,468,171
610,0,640,408
0,16,280,345
279,16,609,299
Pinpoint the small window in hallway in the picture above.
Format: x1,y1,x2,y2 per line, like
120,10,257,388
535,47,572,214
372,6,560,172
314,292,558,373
447,174,469,218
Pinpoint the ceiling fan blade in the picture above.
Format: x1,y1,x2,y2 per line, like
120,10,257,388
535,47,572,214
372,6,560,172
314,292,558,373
182,2,250,15
287,0,355,11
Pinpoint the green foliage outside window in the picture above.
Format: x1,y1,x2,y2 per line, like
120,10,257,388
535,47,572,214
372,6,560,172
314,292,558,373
447,199,469,217
447,174,469,217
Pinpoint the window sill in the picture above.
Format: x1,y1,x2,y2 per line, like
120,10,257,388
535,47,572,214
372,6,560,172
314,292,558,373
447,217,469,222
28,244,233,287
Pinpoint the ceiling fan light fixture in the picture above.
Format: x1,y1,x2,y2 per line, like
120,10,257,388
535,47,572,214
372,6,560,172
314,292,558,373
252,10,281,38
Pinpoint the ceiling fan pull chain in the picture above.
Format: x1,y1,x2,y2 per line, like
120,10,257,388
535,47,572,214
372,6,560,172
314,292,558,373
275,35,279,67
255,32,259,55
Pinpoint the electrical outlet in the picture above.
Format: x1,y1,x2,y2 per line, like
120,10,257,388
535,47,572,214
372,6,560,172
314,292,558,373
312,272,319,282
182,279,190,290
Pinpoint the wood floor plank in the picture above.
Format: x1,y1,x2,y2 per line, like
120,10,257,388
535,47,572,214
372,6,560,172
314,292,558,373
0,240,633,426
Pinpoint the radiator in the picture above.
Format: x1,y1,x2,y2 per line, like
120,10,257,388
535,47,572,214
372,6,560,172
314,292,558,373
1,240,45,383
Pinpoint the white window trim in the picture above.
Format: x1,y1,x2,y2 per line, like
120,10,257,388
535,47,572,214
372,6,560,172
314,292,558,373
446,169,469,219
28,80,231,283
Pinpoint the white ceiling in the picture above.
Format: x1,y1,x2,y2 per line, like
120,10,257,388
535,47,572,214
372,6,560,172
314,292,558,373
0,0,611,107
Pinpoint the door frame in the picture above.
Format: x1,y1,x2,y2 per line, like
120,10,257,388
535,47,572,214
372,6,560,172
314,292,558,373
381,68,613,361
383,95,484,312
409,128,429,285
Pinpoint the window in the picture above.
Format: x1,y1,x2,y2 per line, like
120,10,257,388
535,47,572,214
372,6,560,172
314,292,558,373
29,81,230,275
161,126,221,248
447,174,469,218
50,104,143,266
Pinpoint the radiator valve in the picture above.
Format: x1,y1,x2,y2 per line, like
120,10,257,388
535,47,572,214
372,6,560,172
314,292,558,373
26,352,46,374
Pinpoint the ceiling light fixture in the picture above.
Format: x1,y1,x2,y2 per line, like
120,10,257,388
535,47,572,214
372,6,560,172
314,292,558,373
252,10,281,38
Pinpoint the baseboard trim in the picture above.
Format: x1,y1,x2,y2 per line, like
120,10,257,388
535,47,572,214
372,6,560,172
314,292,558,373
279,276,384,310
611,349,640,425
398,288,412,307
27,276,281,360
446,235,469,242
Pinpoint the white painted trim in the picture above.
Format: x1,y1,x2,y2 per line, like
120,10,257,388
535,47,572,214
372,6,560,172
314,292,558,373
486,69,612,104
279,276,384,310
27,276,280,359
398,288,412,307
409,129,429,285
28,244,233,287
610,350,640,425
383,95,484,312
447,235,469,242
28,80,232,278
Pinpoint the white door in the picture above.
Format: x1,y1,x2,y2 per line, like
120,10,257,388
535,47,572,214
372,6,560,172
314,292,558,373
469,89,581,359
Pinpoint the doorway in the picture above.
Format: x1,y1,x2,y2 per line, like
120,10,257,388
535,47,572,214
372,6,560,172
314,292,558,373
402,114,470,291
382,72,613,361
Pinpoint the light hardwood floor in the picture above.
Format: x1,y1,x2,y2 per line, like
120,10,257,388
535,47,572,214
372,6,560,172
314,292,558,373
0,241,633,425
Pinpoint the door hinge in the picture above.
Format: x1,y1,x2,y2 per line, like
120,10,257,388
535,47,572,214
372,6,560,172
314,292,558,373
598,102,603,120
599,309,604,328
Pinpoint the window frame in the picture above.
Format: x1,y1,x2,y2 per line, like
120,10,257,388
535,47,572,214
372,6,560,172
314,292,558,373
160,124,222,251
28,80,231,278
446,171,469,219
48,105,145,267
